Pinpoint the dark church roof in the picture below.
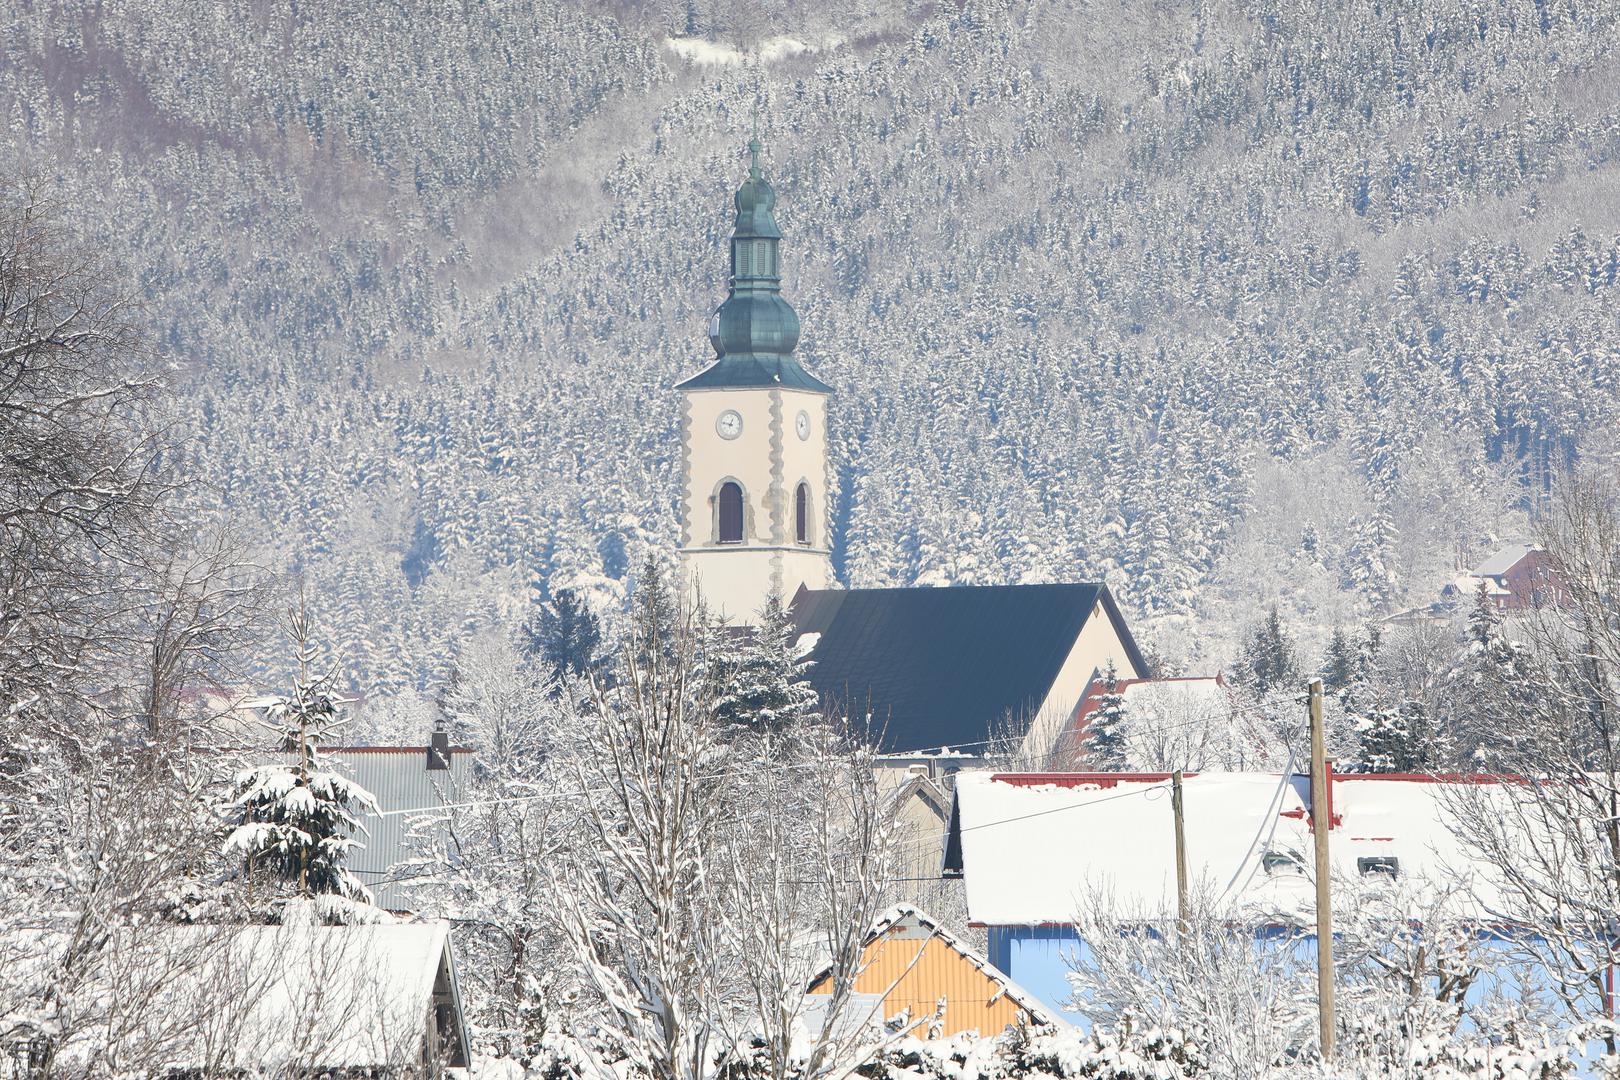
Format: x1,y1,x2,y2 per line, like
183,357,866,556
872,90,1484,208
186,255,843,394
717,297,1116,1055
789,583,1145,754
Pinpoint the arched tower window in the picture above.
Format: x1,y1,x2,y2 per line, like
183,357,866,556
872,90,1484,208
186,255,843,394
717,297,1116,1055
795,482,810,545
718,482,744,544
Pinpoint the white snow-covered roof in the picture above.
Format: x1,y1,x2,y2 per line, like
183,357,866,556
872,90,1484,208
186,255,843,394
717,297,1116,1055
2,920,469,1071
950,772,1525,926
1443,573,1509,597
1470,543,1539,578
952,772,1308,924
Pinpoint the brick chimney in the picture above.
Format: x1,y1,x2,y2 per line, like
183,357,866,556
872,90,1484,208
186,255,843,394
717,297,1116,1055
427,728,451,771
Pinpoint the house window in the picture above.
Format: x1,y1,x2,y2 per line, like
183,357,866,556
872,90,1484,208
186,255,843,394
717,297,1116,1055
795,482,810,545
1357,856,1400,877
718,482,744,544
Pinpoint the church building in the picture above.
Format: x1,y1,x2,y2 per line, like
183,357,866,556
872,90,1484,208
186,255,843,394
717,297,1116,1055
677,143,1146,765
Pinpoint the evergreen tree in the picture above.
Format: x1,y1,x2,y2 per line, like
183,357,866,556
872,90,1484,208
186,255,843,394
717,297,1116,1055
1238,608,1298,696
523,586,603,682
1086,660,1129,770
1357,700,1439,773
1323,628,1357,693
711,595,819,739
224,609,377,907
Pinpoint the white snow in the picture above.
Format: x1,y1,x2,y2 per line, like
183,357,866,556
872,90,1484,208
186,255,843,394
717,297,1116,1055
1,921,464,1072
953,771,1528,925
663,36,829,67
954,772,1310,924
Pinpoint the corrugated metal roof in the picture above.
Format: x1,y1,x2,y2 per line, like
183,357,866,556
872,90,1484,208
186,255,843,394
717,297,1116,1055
302,748,474,912
790,584,1143,753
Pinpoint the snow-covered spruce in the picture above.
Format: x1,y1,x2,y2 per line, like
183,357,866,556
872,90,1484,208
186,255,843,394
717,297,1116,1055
223,618,378,909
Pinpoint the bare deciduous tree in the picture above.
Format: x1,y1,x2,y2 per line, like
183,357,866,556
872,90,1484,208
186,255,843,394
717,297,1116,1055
0,187,174,725
1442,467,1620,1046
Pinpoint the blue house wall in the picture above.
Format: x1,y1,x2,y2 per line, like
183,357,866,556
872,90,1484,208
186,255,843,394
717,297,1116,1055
988,924,1611,1060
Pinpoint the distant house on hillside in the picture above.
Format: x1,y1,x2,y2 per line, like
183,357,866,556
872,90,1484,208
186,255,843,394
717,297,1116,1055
1440,543,1558,612
790,583,1147,764
805,905,1052,1038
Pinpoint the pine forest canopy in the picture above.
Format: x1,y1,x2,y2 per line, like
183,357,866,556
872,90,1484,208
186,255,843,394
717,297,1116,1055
4,0,1620,693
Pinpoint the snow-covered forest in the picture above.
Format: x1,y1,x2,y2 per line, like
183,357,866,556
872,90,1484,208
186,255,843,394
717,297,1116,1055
9,1,1620,1077
6,0,1620,693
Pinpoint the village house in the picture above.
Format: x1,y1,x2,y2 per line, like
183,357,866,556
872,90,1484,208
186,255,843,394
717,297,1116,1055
1,919,472,1077
941,770,1563,1025
805,905,1052,1038
1440,542,1559,612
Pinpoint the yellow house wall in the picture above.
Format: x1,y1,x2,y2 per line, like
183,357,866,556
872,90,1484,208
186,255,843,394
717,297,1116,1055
807,931,1031,1038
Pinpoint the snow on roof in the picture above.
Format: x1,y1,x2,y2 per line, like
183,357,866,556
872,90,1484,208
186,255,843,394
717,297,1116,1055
2,920,469,1071
952,772,1309,924
951,772,1526,926
810,904,1055,1026
1443,573,1508,596
1470,544,1540,578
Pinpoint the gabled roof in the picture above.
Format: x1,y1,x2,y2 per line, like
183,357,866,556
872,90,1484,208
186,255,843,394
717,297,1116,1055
790,583,1145,754
1470,543,1541,578
2,920,471,1070
807,904,1054,1027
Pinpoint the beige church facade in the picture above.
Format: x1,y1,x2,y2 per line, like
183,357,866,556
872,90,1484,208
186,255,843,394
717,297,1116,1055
679,386,832,620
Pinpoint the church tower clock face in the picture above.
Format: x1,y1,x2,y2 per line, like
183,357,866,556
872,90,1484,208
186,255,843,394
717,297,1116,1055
716,409,743,440
795,410,811,441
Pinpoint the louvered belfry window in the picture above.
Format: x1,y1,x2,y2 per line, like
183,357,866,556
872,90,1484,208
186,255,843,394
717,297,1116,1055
718,482,744,544
795,482,810,544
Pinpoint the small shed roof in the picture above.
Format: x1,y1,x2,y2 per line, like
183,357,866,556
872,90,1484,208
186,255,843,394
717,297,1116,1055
790,583,1145,753
2,920,471,1072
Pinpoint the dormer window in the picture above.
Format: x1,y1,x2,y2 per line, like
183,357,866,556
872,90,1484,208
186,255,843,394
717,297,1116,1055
1262,847,1305,876
1357,856,1400,878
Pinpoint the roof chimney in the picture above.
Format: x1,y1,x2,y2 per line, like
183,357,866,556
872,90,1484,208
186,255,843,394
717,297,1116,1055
427,728,451,771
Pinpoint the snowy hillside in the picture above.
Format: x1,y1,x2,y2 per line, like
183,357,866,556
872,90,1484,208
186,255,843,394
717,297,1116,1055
5,0,1620,691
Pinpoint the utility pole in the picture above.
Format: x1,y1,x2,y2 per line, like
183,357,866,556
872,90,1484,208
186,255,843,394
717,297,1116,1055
1171,769,1190,926
1309,677,1335,1060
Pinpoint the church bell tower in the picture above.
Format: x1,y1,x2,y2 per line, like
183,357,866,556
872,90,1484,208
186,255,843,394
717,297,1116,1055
676,139,834,622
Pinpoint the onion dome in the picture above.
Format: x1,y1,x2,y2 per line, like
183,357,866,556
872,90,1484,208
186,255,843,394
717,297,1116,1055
678,139,832,394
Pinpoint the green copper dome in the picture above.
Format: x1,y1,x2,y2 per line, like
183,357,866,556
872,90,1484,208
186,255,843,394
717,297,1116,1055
677,139,832,394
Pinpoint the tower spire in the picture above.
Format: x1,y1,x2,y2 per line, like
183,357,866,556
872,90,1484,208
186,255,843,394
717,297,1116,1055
676,139,831,393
